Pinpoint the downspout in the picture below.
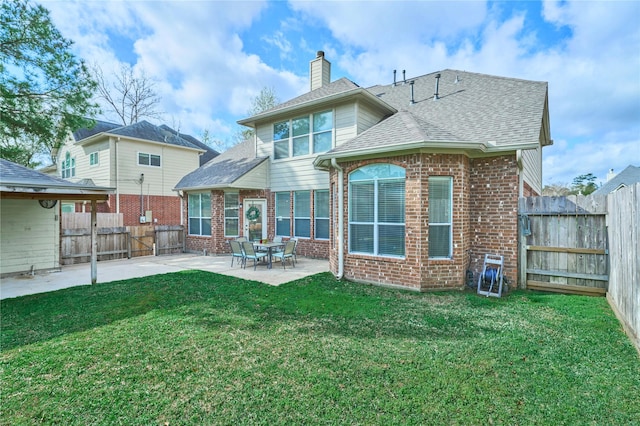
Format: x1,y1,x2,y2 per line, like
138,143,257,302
115,137,120,214
516,149,524,197
331,158,344,280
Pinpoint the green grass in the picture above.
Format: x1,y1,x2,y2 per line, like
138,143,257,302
1,271,638,425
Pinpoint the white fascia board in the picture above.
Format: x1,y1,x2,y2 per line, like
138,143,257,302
238,89,396,127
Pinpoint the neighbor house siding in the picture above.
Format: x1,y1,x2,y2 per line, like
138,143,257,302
0,199,59,275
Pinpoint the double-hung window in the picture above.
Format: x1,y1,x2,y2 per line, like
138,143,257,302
61,152,75,178
138,152,161,167
314,190,329,240
224,193,239,237
275,192,291,236
273,110,333,159
428,177,453,258
349,164,405,257
188,192,211,236
89,152,99,166
294,191,310,238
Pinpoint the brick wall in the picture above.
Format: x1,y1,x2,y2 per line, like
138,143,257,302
72,194,181,226
330,153,518,292
468,155,519,286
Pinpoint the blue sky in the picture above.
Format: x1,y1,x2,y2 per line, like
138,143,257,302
41,0,639,186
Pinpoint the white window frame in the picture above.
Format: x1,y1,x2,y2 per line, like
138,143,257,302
188,192,211,236
428,176,453,259
294,190,311,239
314,189,330,240
272,109,333,160
89,151,99,166
275,192,291,237
348,164,406,258
138,152,161,167
61,152,75,178
224,192,239,237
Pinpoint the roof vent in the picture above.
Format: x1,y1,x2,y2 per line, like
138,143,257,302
454,74,460,84
402,70,406,85
434,73,441,101
410,81,416,105
393,69,397,87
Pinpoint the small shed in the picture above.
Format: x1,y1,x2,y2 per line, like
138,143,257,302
1,159,113,282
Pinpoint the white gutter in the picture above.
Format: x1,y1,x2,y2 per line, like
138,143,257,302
115,137,120,213
331,158,344,280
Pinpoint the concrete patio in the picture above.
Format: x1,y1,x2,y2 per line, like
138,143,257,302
0,253,330,300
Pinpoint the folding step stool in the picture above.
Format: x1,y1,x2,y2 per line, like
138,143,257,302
477,254,504,298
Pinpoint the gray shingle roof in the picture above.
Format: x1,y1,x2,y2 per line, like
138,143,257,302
593,165,640,195
0,159,110,191
330,70,548,155
159,125,220,165
174,140,268,190
73,119,121,141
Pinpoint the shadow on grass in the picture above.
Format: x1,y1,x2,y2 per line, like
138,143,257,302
1,271,502,351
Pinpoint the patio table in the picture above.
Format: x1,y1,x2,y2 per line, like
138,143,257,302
254,241,285,269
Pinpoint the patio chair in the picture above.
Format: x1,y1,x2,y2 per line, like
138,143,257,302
241,241,267,270
289,238,298,263
272,236,283,253
272,240,296,269
236,237,248,242
229,240,245,267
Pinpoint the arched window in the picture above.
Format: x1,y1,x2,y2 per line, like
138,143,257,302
348,164,405,257
61,152,75,178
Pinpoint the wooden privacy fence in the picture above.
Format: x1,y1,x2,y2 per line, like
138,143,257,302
61,214,184,264
605,183,639,352
518,195,608,296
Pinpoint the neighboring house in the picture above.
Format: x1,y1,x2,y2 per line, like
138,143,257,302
49,119,218,226
0,159,113,276
593,165,640,195
176,51,552,291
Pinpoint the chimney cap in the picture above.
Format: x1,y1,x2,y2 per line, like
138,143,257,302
317,51,325,58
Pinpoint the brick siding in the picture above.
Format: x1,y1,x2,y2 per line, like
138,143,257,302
72,194,182,226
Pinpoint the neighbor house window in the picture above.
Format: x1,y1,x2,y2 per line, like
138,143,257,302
275,192,291,236
61,152,75,178
224,192,239,237
349,164,405,257
188,192,211,236
314,190,329,240
138,152,161,167
294,191,310,238
272,110,333,159
89,151,99,166
428,177,453,258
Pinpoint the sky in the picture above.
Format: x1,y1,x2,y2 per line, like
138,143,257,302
39,0,640,187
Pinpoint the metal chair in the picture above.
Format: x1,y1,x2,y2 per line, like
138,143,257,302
241,241,267,270
229,240,245,267
272,240,296,269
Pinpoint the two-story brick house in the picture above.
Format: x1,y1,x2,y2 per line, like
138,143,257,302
52,119,218,226
176,52,552,291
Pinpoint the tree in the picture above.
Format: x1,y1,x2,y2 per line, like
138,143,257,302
0,0,99,166
238,86,279,142
542,183,570,196
93,64,163,126
570,173,598,195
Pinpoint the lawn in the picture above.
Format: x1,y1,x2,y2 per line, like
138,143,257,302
1,271,638,425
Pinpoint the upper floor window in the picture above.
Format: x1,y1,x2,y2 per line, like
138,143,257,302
349,164,405,257
61,152,75,178
273,110,333,160
138,152,161,167
89,152,99,166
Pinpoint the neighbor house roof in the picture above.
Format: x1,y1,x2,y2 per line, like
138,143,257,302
0,159,113,200
593,165,640,195
159,124,220,166
316,69,549,167
74,120,205,152
174,140,268,191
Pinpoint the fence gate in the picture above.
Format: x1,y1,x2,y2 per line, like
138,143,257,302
518,195,608,295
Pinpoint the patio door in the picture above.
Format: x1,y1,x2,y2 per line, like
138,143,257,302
244,199,267,241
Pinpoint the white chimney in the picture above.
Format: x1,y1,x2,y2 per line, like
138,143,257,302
309,51,331,91
607,168,615,182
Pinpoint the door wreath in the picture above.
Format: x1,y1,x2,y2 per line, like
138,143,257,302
246,206,260,221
